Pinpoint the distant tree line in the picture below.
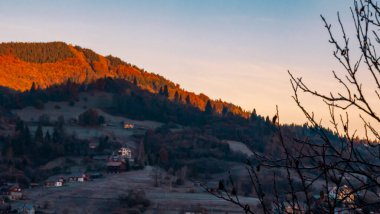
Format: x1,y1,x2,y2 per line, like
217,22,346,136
0,42,74,63
143,128,247,178
0,77,336,154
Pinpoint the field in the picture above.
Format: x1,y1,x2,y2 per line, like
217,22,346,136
224,140,254,157
13,92,162,145
13,92,162,127
21,167,259,213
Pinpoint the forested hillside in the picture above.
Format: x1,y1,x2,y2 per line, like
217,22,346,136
0,42,248,117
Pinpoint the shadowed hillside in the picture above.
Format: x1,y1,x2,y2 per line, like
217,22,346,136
0,42,248,117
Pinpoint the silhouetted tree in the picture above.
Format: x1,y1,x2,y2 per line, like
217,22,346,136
30,82,37,93
174,91,179,102
222,106,229,116
52,126,63,144
185,95,191,105
265,116,270,123
209,1,380,213
205,100,213,115
78,108,102,126
163,85,169,97
34,124,44,143
44,130,51,143
250,108,257,121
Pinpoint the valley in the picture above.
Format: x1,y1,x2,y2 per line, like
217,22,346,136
0,81,260,213
0,41,377,213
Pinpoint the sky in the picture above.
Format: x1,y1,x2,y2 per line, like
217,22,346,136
1,0,373,135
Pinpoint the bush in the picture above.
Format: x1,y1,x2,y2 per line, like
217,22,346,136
118,189,150,212
78,109,102,126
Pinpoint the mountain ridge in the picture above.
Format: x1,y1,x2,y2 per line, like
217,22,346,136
0,42,249,118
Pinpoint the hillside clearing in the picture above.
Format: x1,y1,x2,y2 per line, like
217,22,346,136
223,140,254,157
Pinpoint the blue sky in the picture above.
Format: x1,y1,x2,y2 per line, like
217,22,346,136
0,0,359,127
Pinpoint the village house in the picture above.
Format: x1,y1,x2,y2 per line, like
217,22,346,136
88,141,99,150
67,173,88,182
106,161,126,173
329,185,355,205
0,184,23,200
45,181,63,188
9,185,23,200
123,122,134,129
45,176,65,187
118,147,132,160
71,173,89,182
107,154,127,173
45,173,89,187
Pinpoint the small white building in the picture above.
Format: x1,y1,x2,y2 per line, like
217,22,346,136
9,188,23,200
118,147,132,159
54,181,63,187
68,173,88,182
45,181,63,187
123,123,134,129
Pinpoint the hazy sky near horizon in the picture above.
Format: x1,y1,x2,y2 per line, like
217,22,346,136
2,0,370,131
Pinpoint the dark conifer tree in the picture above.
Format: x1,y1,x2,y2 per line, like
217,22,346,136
265,116,270,123
250,108,257,121
35,124,44,143
222,106,229,116
45,130,51,143
22,125,31,146
185,95,191,105
205,100,213,115
174,91,179,102
163,85,169,97
30,82,37,93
